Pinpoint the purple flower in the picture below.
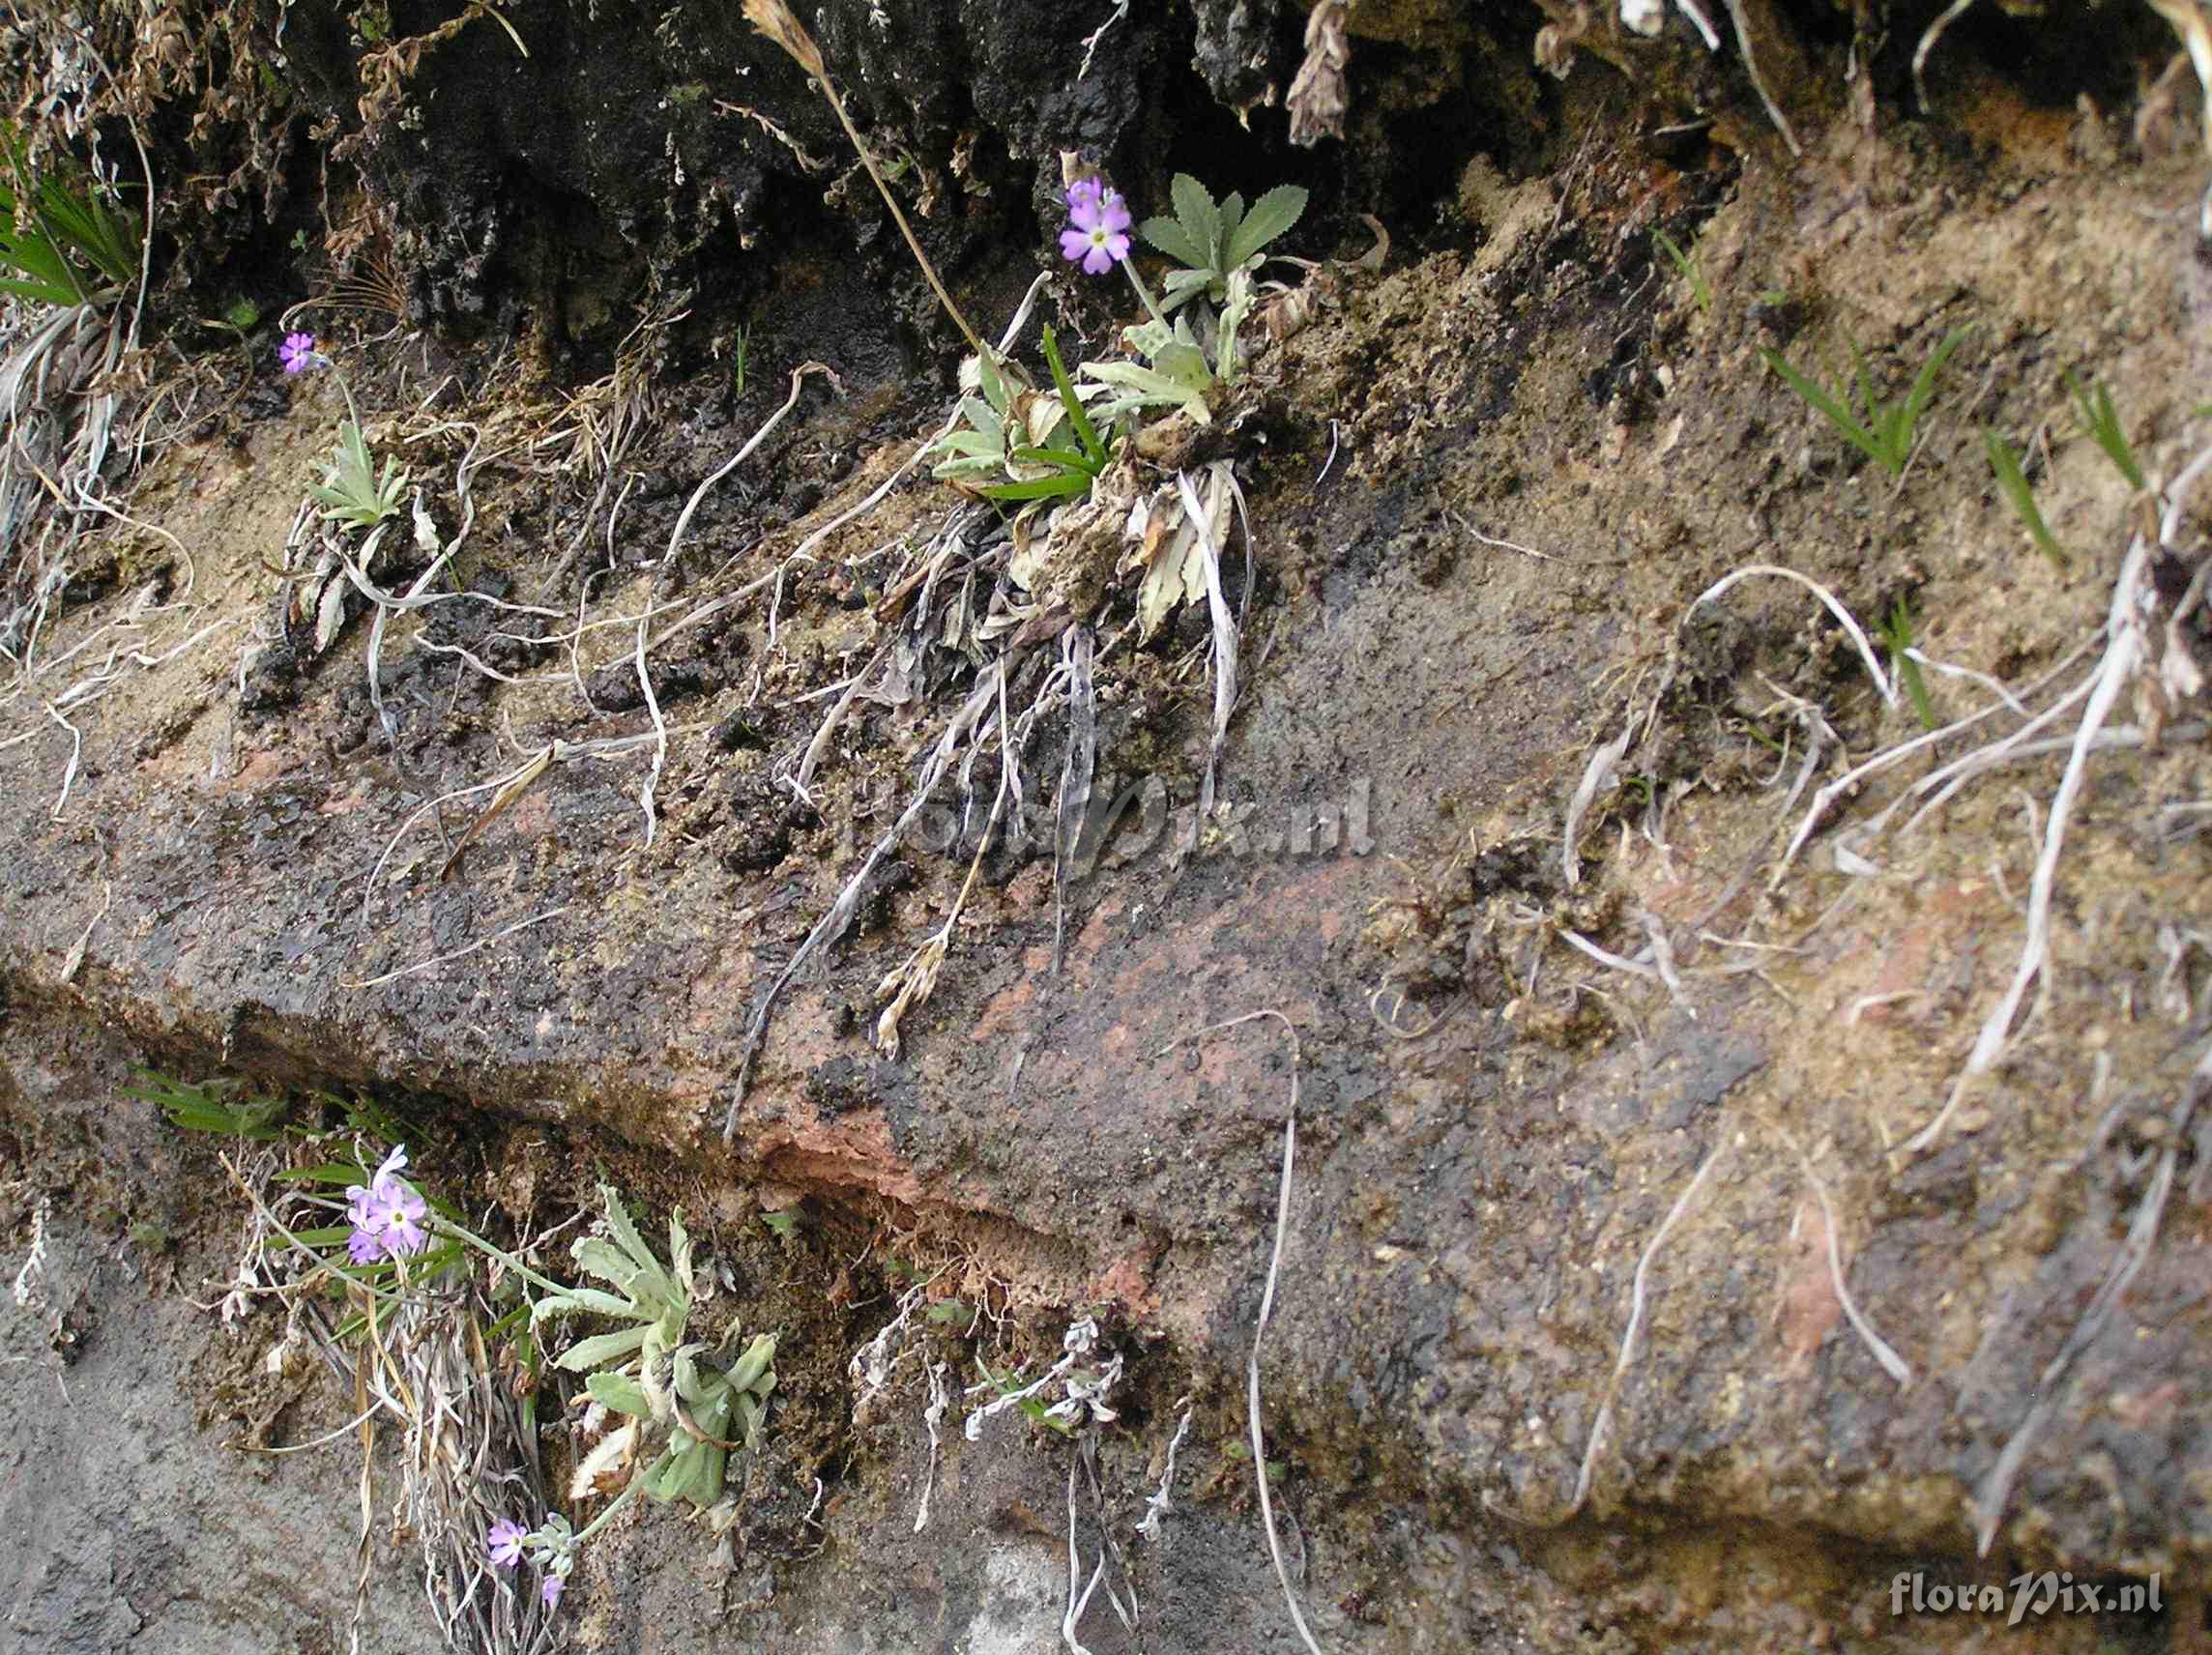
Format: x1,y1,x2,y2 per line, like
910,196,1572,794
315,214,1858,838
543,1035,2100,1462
1059,182,1131,276
487,1520,527,1570
344,1145,429,1263
540,1574,565,1610
279,332,318,374
374,1180,429,1257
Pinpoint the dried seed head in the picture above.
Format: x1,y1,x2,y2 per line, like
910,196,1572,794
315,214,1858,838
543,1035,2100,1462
743,0,828,82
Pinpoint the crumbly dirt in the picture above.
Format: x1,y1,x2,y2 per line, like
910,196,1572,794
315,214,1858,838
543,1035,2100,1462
5,1,2212,1651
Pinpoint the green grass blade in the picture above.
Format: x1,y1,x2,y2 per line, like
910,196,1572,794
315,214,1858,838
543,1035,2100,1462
1761,347,1882,470
1039,324,1107,467
1008,445,1096,473
275,1162,378,1186
1896,327,1969,443
1651,228,1710,314
1877,597,1937,732
0,276,83,305
0,223,84,305
2066,372,2145,490
980,471,1091,502
1983,430,2066,569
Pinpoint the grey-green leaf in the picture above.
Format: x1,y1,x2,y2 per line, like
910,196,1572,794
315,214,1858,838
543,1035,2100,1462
552,1324,654,1372
1170,174,1220,270
1158,268,1212,311
1139,214,1208,271
599,1185,661,1281
586,1371,654,1417
570,1235,649,1293
669,1208,694,1297
538,1285,640,1321
1217,190,1247,259
1223,184,1308,271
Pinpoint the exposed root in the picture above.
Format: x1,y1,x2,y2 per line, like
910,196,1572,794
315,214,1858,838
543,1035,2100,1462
637,363,830,848
1483,1142,1731,1525
1911,0,1979,115
1904,438,2212,1155
1791,1143,1912,1385
1136,1399,1194,1544
724,666,1005,1140
1972,1040,2206,1554
1154,1009,1324,1655
342,905,570,991
874,671,1016,1059
1717,0,1801,155
1687,564,1897,712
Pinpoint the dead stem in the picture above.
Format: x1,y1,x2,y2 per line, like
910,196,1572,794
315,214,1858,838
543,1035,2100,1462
742,0,993,363
1051,624,1096,972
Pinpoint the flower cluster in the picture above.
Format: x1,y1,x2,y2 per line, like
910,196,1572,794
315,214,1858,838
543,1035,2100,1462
1059,179,1131,276
487,1515,571,1609
345,1145,430,1265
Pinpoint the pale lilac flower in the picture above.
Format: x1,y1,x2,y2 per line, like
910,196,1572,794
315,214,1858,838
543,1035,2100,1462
486,1520,527,1569
541,1574,565,1610
344,1144,429,1263
279,332,318,374
1059,183,1131,276
374,1179,429,1257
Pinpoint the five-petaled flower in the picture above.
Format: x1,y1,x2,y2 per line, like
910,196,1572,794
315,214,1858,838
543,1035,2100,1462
344,1145,431,1264
1059,181,1131,276
278,332,319,374
486,1520,527,1570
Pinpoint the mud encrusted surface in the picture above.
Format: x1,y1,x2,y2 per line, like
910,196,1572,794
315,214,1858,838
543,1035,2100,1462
5,0,2212,1650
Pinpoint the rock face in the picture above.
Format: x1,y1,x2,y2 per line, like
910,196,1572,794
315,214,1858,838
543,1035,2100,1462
259,0,1540,359
4,0,2212,1648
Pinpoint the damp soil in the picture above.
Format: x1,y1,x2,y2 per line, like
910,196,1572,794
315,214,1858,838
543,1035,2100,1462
5,1,2212,1650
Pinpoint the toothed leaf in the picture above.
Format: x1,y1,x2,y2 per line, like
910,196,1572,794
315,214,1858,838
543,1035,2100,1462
1169,174,1220,269
1223,184,1307,270
551,1324,654,1371
586,1371,654,1417
1139,214,1207,270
